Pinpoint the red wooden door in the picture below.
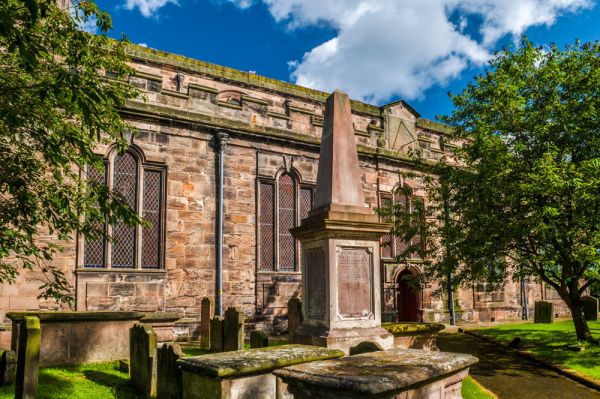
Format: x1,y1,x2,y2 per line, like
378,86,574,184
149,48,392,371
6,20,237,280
397,271,419,322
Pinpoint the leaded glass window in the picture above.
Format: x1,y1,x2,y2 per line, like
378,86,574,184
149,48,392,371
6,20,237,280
258,172,313,272
83,148,166,269
380,186,423,260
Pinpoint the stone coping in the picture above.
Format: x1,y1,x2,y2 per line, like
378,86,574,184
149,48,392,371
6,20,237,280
177,344,344,378
382,322,445,336
6,311,143,323
273,349,478,396
140,312,182,323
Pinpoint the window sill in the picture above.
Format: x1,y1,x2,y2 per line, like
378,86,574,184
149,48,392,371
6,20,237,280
76,268,166,274
256,271,302,275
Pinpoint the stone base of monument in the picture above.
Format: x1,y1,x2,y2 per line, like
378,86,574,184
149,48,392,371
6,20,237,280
177,344,344,399
292,324,393,355
274,348,478,399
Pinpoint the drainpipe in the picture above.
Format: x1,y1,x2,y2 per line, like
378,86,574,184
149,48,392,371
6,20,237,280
521,277,529,320
215,132,229,316
442,179,456,326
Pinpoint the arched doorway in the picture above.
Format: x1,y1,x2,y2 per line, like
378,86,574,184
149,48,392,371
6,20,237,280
396,269,420,322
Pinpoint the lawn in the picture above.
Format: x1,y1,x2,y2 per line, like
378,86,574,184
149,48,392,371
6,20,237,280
0,353,495,399
0,361,140,399
0,361,493,399
473,320,600,380
462,376,497,399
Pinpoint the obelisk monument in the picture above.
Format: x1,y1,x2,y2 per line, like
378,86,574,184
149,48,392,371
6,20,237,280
290,90,393,353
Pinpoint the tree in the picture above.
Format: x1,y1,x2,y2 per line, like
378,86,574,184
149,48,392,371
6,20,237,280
0,1,143,303
383,38,600,342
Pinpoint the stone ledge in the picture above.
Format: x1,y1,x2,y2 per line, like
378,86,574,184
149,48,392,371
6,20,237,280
188,82,219,94
75,268,167,275
178,344,344,378
6,311,143,323
382,322,445,336
140,312,181,323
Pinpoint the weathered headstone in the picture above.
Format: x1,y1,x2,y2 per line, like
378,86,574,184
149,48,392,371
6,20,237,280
157,343,184,399
534,301,554,323
0,350,17,386
200,297,214,349
582,296,598,321
287,297,303,342
130,323,157,398
210,316,224,353
224,307,244,352
15,316,41,399
349,341,384,356
250,330,269,349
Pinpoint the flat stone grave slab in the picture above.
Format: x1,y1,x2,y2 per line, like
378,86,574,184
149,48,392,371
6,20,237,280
177,344,344,399
274,348,478,399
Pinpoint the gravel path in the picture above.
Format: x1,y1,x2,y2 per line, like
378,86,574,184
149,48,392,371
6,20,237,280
437,332,600,399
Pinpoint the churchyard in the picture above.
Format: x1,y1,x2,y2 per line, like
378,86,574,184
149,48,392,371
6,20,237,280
0,90,487,399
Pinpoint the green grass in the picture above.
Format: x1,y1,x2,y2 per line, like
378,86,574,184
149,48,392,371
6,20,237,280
462,376,497,399
0,362,494,399
0,361,141,399
474,320,600,380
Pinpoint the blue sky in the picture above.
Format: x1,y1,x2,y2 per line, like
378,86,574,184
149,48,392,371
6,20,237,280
96,0,600,121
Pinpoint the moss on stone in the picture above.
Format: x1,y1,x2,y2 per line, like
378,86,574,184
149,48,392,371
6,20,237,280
6,311,143,323
416,118,455,135
382,322,445,336
177,344,344,378
125,43,381,117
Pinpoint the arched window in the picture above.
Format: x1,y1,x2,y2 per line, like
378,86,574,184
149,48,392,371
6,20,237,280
380,185,423,260
258,171,313,272
83,147,166,269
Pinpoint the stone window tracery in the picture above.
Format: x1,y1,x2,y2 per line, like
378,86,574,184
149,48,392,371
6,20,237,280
83,147,166,269
258,171,313,272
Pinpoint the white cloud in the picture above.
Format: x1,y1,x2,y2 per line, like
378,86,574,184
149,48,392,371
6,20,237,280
123,0,179,18
232,0,594,103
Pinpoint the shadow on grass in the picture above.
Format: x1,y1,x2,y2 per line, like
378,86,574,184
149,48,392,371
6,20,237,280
439,333,558,379
82,370,140,399
476,324,600,376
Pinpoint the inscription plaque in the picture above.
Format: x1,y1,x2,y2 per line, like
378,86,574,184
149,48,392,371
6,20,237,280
305,247,326,320
338,247,372,319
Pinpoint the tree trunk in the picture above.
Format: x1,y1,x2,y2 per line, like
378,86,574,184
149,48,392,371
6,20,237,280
568,301,596,343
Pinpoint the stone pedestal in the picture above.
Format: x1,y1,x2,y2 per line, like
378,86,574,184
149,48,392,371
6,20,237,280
291,221,393,353
290,90,393,354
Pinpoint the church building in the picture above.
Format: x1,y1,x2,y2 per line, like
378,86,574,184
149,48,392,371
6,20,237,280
0,44,569,331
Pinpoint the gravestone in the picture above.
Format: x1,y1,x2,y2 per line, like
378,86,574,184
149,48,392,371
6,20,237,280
582,296,598,321
349,341,384,356
210,316,224,353
157,343,184,399
289,90,393,353
15,316,41,399
224,307,244,352
130,323,157,398
534,301,554,323
200,297,214,349
287,297,303,342
250,330,269,349
0,350,16,387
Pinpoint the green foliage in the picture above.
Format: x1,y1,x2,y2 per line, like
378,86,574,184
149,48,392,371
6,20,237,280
0,1,142,303
0,361,142,398
475,321,600,380
380,38,600,341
